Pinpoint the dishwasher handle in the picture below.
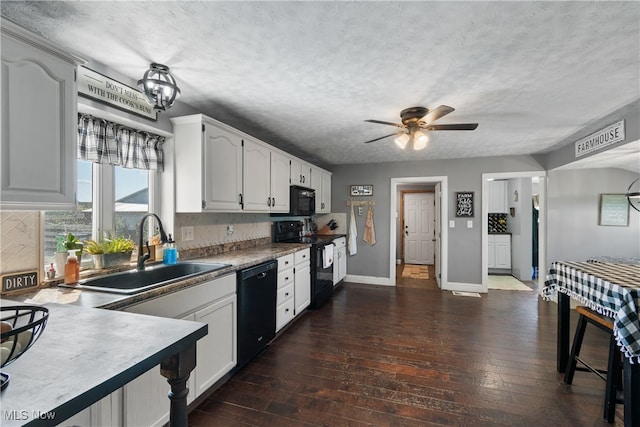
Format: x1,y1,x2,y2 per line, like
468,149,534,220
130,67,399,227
238,260,277,281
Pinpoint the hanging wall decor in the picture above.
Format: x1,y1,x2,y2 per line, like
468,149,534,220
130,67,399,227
599,194,629,226
455,191,474,217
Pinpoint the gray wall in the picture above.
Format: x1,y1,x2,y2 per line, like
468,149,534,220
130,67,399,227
547,168,640,262
331,155,544,284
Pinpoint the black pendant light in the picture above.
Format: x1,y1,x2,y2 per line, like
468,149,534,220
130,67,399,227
137,63,181,111
625,178,640,212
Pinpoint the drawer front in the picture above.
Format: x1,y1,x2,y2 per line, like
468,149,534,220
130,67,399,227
277,267,294,289
276,282,294,305
333,237,346,248
276,298,295,331
294,248,310,265
278,254,294,270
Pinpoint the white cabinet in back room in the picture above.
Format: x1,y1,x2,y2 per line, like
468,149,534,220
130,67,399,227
488,234,511,269
1,19,82,210
488,180,508,214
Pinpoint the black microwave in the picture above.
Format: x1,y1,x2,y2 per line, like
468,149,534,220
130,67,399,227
289,185,315,216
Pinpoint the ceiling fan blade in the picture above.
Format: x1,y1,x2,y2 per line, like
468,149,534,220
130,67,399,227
422,105,455,124
363,132,402,143
364,119,405,128
424,123,479,131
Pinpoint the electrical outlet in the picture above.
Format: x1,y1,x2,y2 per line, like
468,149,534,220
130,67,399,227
227,225,234,236
181,226,194,242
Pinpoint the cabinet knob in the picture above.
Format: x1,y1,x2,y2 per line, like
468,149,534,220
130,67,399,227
285,308,289,312
285,277,289,281
285,292,289,297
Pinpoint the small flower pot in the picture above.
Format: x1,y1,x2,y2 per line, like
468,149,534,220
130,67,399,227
91,252,133,269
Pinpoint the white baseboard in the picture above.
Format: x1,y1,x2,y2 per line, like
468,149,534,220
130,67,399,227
345,274,393,286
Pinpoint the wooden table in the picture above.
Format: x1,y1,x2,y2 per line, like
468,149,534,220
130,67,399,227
1,302,207,426
543,261,640,427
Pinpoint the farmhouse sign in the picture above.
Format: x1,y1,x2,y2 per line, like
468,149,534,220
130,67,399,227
574,120,625,158
455,192,474,217
78,67,157,120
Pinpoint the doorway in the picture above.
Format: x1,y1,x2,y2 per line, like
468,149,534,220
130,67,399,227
401,190,435,265
481,172,547,293
390,177,448,288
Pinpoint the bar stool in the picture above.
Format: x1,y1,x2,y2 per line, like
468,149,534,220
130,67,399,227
564,306,623,423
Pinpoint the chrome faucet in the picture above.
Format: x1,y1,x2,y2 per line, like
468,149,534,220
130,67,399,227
137,213,169,270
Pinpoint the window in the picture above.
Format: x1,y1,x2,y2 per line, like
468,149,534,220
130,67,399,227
43,160,157,270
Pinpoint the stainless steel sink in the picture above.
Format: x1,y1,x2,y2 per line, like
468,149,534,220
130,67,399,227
59,262,231,294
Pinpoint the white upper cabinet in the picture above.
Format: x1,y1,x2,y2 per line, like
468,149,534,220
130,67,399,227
172,114,291,213
488,180,508,214
242,138,271,211
270,151,290,212
172,115,243,212
310,166,332,213
1,19,82,210
290,158,311,187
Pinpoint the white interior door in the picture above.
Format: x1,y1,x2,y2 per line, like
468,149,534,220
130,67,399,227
403,192,435,265
434,183,441,287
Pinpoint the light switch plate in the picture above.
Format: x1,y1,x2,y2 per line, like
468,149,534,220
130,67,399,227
181,226,194,241
449,220,455,228
467,220,473,228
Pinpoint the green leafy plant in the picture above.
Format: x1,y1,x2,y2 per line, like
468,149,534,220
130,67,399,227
58,232,83,252
84,235,135,254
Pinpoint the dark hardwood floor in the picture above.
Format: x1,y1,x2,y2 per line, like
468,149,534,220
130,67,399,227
189,268,623,426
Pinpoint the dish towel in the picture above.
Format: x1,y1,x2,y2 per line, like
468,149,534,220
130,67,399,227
348,204,358,256
363,206,376,246
323,243,334,268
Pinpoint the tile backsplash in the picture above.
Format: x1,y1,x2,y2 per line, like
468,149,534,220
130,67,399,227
0,211,40,274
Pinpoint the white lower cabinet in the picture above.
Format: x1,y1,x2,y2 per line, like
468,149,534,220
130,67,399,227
332,237,347,286
121,273,237,427
294,249,311,314
488,234,511,269
57,393,121,427
276,248,310,332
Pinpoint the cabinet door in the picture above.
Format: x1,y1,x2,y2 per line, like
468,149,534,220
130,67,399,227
320,171,332,213
1,32,77,209
270,151,290,212
495,239,511,269
338,246,347,282
290,158,302,185
193,294,237,395
487,235,496,268
294,263,311,314
333,245,340,285
242,139,271,211
488,181,508,214
203,123,243,211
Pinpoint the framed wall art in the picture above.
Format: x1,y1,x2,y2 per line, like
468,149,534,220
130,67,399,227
350,185,373,196
599,194,629,226
455,191,474,217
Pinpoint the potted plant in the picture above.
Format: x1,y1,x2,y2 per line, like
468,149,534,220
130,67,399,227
55,233,83,275
84,235,136,269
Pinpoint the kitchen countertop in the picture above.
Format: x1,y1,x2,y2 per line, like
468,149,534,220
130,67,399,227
1,302,207,426
6,243,310,311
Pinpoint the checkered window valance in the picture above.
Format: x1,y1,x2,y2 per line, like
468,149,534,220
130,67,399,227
77,114,164,171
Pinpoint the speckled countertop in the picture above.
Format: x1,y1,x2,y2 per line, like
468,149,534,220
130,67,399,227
4,243,309,311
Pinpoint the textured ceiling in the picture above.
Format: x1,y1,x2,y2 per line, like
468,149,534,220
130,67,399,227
2,1,639,168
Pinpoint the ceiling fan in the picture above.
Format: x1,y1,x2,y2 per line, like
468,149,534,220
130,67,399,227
363,106,478,150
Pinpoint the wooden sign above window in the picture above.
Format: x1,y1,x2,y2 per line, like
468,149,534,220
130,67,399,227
78,67,157,121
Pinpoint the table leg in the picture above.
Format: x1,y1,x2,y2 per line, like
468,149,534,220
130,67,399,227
160,344,196,427
557,292,570,373
624,357,639,427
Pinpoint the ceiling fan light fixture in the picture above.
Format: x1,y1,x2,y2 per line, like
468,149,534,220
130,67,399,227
413,131,429,150
137,63,181,111
394,133,410,149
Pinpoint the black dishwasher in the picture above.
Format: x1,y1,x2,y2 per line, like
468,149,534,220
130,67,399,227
235,260,277,372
